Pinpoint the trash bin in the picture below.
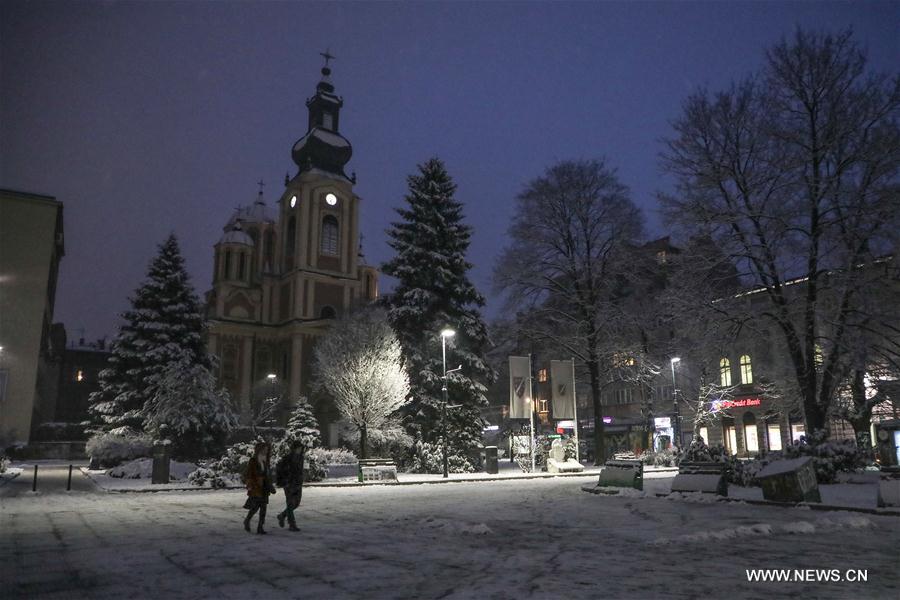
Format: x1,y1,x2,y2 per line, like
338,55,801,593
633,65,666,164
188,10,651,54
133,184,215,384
484,446,498,474
151,442,171,484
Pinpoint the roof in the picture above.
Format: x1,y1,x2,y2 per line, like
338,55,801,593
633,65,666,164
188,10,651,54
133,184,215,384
225,193,275,230
217,224,254,246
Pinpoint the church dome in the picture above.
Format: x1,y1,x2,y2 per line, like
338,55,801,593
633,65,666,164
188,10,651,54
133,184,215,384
292,127,353,175
225,191,275,230
217,223,254,246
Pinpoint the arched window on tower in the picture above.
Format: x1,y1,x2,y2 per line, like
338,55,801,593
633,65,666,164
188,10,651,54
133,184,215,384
238,253,246,280
285,216,296,269
719,358,731,386
321,215,339,255
213,253,220,283
740,354,753,385
224,251,232,280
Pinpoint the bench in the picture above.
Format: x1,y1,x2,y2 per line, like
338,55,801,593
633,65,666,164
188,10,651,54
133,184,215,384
358,458,398,483
670,461,728,496
596,459,643,491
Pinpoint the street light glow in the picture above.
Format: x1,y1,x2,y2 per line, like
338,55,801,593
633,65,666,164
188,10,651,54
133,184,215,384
440,328,456,338
267,373,277,380
671,357,681,365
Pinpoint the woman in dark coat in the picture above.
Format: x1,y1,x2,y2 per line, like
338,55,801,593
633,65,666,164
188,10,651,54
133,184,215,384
243,441,276,534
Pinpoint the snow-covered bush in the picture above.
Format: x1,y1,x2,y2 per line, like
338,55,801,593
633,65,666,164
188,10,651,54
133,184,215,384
564,437,578,461
86,432,154,468
639,448,679,467
107,458,196,480
304,451,327,482
0,454,8,474
188,440,257,488
310,447,357,465
781,435,873,483
274,400,321,461
31,422,89,442
340,418,412,466
409,440,475,474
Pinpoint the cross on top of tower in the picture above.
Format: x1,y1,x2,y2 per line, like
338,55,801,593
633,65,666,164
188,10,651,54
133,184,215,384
320,49,335,68
257,179,265,194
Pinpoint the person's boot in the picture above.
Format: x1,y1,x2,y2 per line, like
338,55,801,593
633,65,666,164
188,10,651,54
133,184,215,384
256,526,267,535
288,524,300,532
277,513,285,528
244,518,251,533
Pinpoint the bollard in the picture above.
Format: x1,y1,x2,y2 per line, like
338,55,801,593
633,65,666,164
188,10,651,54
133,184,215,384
32,465,38,492
67,464,73,491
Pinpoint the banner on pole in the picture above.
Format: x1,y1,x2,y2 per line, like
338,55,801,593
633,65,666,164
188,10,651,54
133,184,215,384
508,356,532,418
550,359,576,419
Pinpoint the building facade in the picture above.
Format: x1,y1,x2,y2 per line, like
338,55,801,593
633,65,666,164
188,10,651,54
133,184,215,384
0,189,64,444
205,64,378,443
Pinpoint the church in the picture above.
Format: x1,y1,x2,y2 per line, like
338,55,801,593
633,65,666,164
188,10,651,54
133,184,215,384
205,58,378,443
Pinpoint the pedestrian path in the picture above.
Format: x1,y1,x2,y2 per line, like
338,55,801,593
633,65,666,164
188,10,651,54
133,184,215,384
0,462,98,497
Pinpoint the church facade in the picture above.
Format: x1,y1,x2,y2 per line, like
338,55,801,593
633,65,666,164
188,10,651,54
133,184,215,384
205,62,377,439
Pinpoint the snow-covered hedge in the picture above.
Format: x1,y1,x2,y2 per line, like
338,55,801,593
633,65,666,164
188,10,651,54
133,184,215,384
409,440,476,474
107,458,196,480
188,439,330,488
310,447,357,465
86,432,154,468
781,435,873,484
640,448,679,467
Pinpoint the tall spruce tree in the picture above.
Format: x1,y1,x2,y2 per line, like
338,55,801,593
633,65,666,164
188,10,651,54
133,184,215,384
89,234,209,435
383,158,495,468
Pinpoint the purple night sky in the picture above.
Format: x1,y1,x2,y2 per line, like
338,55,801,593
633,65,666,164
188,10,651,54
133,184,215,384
2,1,897,341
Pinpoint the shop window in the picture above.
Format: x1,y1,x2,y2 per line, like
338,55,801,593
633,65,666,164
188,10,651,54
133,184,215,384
767,424,783,451
719,358,731,386
739,354,753,385
724,426,738,456
321,215,339,255
790,423,805,443
743,413,759,453
537,369,547,382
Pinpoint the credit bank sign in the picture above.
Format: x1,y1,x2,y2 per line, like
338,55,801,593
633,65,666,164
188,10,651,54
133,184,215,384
711,397,762,411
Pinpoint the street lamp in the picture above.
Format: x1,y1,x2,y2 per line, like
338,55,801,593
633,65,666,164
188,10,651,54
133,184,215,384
670,357,681,448
440,328,456,479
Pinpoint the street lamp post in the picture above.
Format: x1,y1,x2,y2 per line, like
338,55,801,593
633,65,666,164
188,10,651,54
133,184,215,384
440,329,456,479
670,357,681,448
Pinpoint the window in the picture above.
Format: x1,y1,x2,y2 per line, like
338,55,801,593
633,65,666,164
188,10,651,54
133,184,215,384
767,424,782,451
719,358,732,386
539,399,549,414
739,354,753,384
322,112,333,130
75,369,84,382
656,250,667,264
222,345,238,382
537,369,548,382
285,216,296,263
613,352,635,368
224,251,232,279
743,413,758,454
613,388,633,405
321,215,339,255
238,253,246,280
264,230,275,270
814,344,824,368
724,425,738,456
320,306,336,319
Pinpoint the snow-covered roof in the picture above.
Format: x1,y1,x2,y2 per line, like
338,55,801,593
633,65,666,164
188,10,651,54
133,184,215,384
218,224,254,246
225,193,275,230
292,127,351,153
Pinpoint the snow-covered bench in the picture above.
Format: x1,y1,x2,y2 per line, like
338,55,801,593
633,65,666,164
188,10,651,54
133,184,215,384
358,459,398,483
670,461,728,496
596,459,643,491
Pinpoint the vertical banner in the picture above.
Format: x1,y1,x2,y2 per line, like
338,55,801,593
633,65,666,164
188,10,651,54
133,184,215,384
550,359,576,419
508,356,532,418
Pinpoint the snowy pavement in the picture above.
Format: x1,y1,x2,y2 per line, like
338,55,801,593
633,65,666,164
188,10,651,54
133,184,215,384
1,478,898,599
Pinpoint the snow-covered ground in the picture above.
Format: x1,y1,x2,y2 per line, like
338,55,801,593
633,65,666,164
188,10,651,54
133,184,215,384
1,477,897,599
0,466,23,485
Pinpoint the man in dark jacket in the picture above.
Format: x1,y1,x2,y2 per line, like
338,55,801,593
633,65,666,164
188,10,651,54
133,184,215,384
275,441,305,531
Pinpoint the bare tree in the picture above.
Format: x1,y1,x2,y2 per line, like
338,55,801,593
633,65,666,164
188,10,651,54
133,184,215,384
494,159,644,464
661,29,900,435
313,309,410,459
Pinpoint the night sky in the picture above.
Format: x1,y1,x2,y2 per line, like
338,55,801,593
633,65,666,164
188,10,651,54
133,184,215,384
2,1,897,342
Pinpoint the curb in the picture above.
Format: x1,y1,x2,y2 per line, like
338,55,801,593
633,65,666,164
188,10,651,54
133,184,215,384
581,484,900,517
80,466,601,493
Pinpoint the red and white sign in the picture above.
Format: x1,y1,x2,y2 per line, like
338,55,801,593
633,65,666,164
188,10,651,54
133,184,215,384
712,397,762,411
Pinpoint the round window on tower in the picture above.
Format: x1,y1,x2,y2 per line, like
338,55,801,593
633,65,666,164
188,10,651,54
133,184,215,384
325,193,338,206
290,195,297,208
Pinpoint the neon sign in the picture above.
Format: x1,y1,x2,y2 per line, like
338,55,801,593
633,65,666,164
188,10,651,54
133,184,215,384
712,397,762,411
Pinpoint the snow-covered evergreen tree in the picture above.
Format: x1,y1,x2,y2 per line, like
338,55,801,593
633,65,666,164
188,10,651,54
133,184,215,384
382,158,495,469
89,234,209,435
142,353,238,459
275,399,321,460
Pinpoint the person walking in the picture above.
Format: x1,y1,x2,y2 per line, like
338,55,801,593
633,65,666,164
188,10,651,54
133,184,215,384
275,441,305,532
243,441,276,534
